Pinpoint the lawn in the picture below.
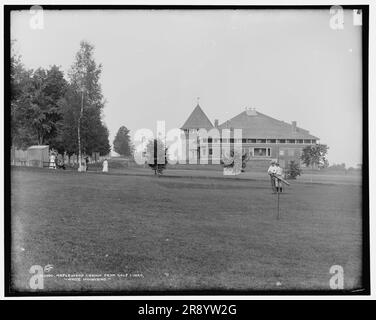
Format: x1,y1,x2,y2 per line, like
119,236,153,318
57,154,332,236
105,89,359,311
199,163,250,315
10,167,363,292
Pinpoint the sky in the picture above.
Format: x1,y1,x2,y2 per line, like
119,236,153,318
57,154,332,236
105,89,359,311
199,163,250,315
11,9,363,167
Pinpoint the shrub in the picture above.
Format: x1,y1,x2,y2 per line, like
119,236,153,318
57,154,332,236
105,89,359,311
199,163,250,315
146,139,168,175
286,161,302,179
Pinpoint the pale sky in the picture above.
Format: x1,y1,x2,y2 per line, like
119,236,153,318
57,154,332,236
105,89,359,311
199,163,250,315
11,9,363,167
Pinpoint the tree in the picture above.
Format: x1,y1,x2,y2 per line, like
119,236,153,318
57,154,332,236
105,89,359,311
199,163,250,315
113,126,132,157
221,150,249,174
67,41,108,169
11,44,34,148
286,160,302,179
11,60,67,148
10,40,110,159
56,86,81,156
30,66,68,145
301,144,329,170
82,109,111,155
58,84,111,157
146,139,168,175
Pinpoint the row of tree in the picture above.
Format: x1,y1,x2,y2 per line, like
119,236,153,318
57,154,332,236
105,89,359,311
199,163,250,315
11,40,111,157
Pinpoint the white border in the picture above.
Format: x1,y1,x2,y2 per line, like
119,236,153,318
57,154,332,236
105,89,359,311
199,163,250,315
1,0,374,300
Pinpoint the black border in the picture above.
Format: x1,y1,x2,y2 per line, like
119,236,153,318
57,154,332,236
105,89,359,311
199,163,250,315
4,4,370,297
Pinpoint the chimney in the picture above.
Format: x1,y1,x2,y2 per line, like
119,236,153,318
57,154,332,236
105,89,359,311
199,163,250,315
246,107,257,116
292,121,297,133
214,119,219,128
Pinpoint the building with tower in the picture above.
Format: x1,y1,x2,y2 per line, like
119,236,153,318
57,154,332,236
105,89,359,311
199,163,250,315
180,102,319,169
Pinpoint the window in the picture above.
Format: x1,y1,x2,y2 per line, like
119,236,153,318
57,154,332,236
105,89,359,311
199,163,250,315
304,139,311,144
267,139,276,143
312,140,316,144
287,139,296,144
254,148,266,157
253,148,271,157
297,139,303,144
209,148,213,155
257,139,266,143
248,139,256,143
278,139,286,143
242,139,247,143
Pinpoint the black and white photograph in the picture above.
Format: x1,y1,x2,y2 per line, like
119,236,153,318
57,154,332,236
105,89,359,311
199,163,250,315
3,3,371,298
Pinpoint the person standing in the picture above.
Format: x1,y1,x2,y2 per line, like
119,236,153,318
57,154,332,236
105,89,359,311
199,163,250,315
275,162,284,193
267,161,277,193
102,158,108,173
54,154,59,169
85,156,89,172
49,153,56,169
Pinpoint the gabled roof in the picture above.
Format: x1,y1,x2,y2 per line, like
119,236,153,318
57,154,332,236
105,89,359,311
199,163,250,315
218,110,319,140
181,104,214,130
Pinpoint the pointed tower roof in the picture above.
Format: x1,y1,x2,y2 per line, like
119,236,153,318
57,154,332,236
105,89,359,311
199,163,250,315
181,104,214,130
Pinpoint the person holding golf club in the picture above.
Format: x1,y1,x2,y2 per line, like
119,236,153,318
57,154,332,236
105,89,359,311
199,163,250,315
267,160,277,193
275,162,284,193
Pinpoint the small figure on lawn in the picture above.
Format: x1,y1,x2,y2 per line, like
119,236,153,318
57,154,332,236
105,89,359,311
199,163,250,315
57,159,66,170
56,154,66,170
102,158,108,173
54,154,59,169
85,156,89,172
275,162,284,193
267,160,277,193
49,153,56,169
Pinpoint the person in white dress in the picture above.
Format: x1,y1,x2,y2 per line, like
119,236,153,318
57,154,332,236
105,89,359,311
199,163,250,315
102,158,108,173
49,153,56,169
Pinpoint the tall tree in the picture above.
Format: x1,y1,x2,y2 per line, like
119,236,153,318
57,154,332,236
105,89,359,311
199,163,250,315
66,41,110,166
58,84,111,157
30,66,68,145
11,58,67,148
301,144,329,170
113,126,132,157
11,43,33,148
55,86,81,155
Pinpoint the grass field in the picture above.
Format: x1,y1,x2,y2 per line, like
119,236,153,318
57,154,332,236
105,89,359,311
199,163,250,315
10,167,363,292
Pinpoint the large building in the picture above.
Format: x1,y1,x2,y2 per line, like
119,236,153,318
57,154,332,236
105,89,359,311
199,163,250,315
180,103,319,168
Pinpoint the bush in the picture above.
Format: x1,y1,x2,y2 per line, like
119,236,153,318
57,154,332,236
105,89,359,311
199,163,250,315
146,139,168,175
286,161,302,179
221,151,249,173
